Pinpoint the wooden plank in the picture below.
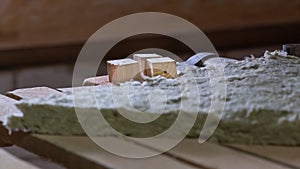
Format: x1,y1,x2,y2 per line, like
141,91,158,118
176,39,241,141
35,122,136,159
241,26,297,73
0,148,41,169
3,146,66,169
82,75,109,86
22,135,198,169
6,87,62,100
228,144,300,168
131,139,293,169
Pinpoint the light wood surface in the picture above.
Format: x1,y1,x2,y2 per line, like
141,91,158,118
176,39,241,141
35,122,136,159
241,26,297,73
229,144,300,168
33,135,198,169
129,138,292,169
146,57,177,78
0,148,41,169
133,53,162,75
107,59,139,83
3,146,66,169
82,75,109,86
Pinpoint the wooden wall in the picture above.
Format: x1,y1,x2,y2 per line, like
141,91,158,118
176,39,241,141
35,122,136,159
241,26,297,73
0,0,299,48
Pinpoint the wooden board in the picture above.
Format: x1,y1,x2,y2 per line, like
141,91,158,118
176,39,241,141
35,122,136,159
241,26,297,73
0,148,41,169
3,146,66,169
129,138,292,169
228,144,300,168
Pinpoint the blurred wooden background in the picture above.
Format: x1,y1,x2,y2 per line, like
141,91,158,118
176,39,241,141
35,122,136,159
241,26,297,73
0,0,299,92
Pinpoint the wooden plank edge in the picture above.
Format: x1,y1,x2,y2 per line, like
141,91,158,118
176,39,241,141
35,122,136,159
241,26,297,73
224,144,300,169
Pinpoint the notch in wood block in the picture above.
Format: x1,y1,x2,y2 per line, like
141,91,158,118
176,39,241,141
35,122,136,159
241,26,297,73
133,53,162,75
107,59,139,83
146,57,177,78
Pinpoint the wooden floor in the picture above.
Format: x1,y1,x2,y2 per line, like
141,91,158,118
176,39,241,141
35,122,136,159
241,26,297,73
1,85,300,169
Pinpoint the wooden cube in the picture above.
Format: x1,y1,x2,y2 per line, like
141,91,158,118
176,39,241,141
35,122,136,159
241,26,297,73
146,57,177,78
133,53,162,75
107,59,139,83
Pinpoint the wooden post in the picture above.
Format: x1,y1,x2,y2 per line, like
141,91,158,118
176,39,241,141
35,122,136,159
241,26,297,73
146,57,177,78
107,58,139,83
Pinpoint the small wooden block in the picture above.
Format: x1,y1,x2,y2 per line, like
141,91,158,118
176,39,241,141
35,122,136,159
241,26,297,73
82,75,110,86
146,57,177,78
133,53,162,75
107,59,139,83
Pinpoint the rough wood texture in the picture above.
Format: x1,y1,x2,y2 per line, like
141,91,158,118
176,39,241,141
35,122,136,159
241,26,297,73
146,57,177,78
82,75,109,86
6,87,62,100
30,135,197,169
107,59,139,83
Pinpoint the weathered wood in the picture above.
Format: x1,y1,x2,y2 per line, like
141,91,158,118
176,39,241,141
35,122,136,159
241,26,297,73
82,75,109,86
146,57,177,78
0,149,41,169
229,144,300,168
6,87,62,100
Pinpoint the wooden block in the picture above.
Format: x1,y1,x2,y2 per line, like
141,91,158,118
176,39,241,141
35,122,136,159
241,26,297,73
146,57,177,78
133,53,162,75
107,59,139,83
82,75,109,86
